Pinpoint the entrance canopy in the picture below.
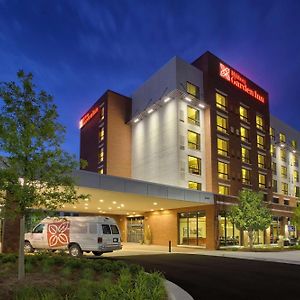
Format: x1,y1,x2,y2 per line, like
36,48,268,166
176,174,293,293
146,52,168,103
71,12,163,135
61,170,215,216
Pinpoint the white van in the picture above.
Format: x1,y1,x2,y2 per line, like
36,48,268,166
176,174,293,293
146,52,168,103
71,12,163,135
24,216,122,257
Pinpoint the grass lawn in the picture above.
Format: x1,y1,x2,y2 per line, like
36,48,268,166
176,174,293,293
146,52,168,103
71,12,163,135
0,253,167,300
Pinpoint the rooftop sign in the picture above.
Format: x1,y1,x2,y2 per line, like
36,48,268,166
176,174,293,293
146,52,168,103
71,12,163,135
219,62,265,104
79,106,99,129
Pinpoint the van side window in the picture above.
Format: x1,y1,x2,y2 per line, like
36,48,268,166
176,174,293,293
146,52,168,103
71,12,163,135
32,224,44,234
89,223,97,234
102,224,111,234
110,225,119,234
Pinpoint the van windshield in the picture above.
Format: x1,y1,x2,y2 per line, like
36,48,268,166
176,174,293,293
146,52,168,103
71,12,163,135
32,224,44,234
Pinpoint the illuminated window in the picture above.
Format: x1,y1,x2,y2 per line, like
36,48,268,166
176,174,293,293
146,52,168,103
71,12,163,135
99,147,104,163
292,140,297,149
258,154,266,169
216,92,227,111
100,106,105,121
257,134,265,149
281,182,288,195
281,166,287,178
188,156,201,175
280,148,286,162
292,154,299,167
186,82,199,97
239,106,248,122
256,115,264,131
188,181,202,190
187,106,200,126
270,144,276,157
240,126,249,143
216,115,228,133
279,133,286,143
270,127,275,140
294,170,299,183
241,147,250,164
218,184,229,195
242,168,251,185
98,167,104,174
217,138,229,156
188,130,200,150
295,186,300,198
272,180,277,193
258,173,266,189
272,162,277,175
99,127,104,142
218,161,229,180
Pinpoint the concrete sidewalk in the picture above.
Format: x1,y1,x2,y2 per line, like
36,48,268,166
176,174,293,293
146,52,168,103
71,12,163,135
103,243,300,265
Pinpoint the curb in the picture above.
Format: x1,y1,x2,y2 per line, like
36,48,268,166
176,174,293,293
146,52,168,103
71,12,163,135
164,279,194,300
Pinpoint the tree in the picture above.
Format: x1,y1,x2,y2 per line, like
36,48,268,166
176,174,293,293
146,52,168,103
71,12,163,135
0,71,87,280
291,205,300,230
228,189,272,249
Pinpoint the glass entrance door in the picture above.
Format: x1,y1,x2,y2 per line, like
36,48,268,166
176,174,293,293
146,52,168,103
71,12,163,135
127,217,144,243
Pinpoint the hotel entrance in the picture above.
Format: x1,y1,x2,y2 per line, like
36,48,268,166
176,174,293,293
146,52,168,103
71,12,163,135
127,217,144,243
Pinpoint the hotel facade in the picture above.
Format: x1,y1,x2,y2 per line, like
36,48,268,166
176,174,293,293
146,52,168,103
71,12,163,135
1,51,299,251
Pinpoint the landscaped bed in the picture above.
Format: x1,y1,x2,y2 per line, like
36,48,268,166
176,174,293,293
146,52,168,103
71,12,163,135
0,253,167,300
221,245,300,252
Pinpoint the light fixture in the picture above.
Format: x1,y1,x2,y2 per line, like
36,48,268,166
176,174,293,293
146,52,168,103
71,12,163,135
160,208,164,210
108,207,112,210
134,118,139,123
97,207,101,210
84,207,88,210
84,198,89,202
84,203,88,206
164,97,171,103
148,108,154,114
293,150,297,153
121,204,124,207
199,103,205,109
153,202,158,206
280,143,285,147
150,209,154,212
73,206,77,209
126,212,129,215
99,199,104,202
117,206,120,209
185,97,192,102
133,212,136,214
112,201,117,204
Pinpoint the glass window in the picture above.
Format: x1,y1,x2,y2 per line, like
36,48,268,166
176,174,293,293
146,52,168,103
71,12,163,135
186,82,199,97
218,161,229,180
188,156,201,175
258,154,266,169
272,197,279,204
284,199,289,206
98,167,104,174
272,180,277,193
270,127,275,140
216,92,227,111
281,166,287,178
33,224,44,234
295,186,300,198
272,162,277,174
188,181,202,190
292,140,297,149
102,224,111,234
256,115,264,130
218,211,240,247
188,130,200,150
218,184,229,195
257,134,265,149
217,138,229,156
259,173,266,189
292,154,299,167
99,127,104,142
99,147,104,163
279,133,286,143
100,106,105,121
294,170,299,183
240,126,249,143
242,168,251,185
187,106,200,126
110,225,119,234
216,115,228,133
241,147,250,164
239,106,249,122
270,144,276,157
281,183,288,195
280,149,286,162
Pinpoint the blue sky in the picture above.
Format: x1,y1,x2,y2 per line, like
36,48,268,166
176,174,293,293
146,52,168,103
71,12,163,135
0,0,300,157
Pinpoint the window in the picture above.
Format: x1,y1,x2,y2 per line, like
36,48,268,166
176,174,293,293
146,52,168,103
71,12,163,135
99,127,104,142
187,106,200,126
188,181,202,190
281,183,288,195
240,126,250,143
33,224,44,234
241,147,250,164
279,133,286,143
98,167,104,174
218,161,229,180
258,173,266,189
281,166,287,178
272,180,277,193
294,170,299,183
272,197,279,204
217,138,229,156
110,225,119,234
257,134,265,149
218,184,229,195
239,106,249,122
257,154,266,169
242,168,251,185
100,106,105,121
256,115,264,130
186,82,199,97
280,148,286,162
272,162,277,175
102,224,111,234
216,115,228,133
295,186,300,198
270,127,275,140
292,140,297,149
270,144,276,157
188,156,201,175
284,199,290,206
99,147,104,163
292,154,299,167
188,131,201,150
216,92,227,111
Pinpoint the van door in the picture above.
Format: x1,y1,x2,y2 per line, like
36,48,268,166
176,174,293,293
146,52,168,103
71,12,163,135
110,224,120,245
30,223,47,249
101,224,113,246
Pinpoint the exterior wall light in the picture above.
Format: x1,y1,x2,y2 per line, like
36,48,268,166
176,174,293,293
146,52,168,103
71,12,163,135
280,143,285,147
199,104,205,109
164,97,171,103
148,108,154,114
134,118,139,123
293,150,297,153
185,97,192,102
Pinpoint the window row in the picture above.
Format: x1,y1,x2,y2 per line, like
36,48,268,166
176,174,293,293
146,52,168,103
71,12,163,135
272,180,300,197
271,146,299,165
269,128,298,149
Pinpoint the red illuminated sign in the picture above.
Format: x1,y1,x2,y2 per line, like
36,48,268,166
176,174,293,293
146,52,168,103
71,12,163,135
219,62,265,103
79,107,99,128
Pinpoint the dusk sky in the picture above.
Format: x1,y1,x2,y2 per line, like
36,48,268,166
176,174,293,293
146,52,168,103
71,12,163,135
1,0,300,158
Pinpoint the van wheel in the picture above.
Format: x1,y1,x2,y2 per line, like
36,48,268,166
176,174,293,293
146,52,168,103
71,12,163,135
92,251,103,256
24,241,34,253
69,244,83,258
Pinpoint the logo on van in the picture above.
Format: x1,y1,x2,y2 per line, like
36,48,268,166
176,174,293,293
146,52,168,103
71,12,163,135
47,221,70,247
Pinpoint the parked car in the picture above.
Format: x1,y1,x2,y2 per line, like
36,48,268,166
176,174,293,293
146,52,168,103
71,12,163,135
283,237,297,246
24,216,122,257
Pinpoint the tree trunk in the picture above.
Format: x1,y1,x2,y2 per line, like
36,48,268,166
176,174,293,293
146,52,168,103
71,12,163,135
18,215,25,280
248,230,254,250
